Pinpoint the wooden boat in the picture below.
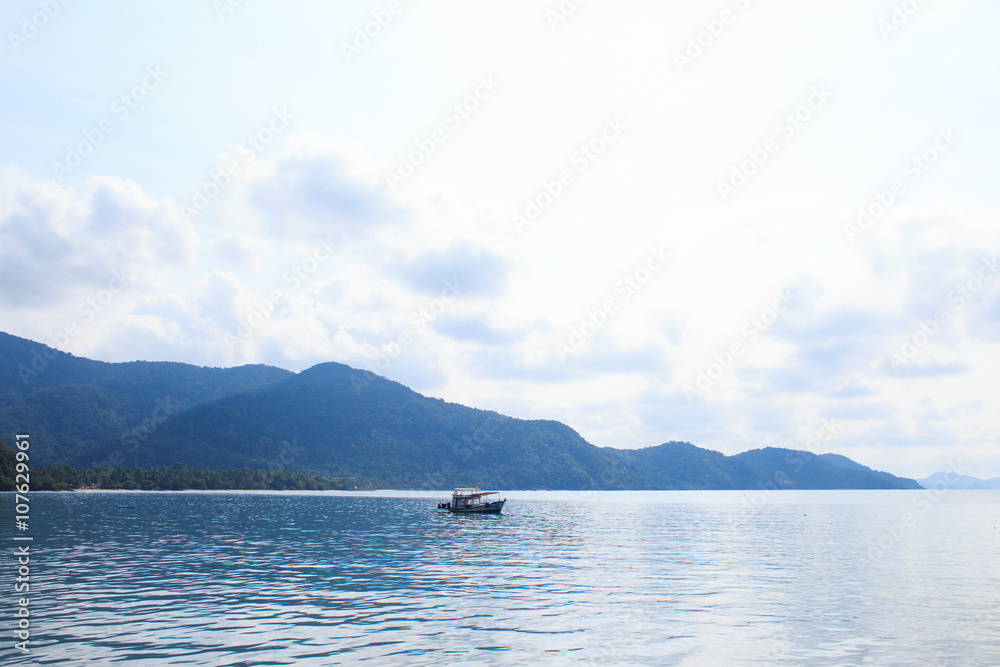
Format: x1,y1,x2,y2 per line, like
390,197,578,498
437,487,506,514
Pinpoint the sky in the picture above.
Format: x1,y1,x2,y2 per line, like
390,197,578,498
1,0,999,479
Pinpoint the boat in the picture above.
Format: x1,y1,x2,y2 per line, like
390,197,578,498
437,487,506,514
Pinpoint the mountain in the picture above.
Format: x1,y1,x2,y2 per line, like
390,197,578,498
619,441,766,489
734,449,920,490
1,332,923,490
917,472,1000,490
0,332,293,464
818,452,923,488
619,445,917,490
68,361,643,489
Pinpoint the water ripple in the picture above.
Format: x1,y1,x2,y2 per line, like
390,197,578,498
4,490,1000,665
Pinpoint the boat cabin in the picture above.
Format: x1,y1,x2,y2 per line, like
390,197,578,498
438,487,506,513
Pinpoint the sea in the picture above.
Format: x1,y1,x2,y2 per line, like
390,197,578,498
4,489,1000,666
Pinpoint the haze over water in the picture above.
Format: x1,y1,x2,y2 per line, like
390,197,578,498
10,490,1000,665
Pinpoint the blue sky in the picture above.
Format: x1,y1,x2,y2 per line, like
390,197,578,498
2,0,999,478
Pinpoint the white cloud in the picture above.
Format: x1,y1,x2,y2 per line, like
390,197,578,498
4,141,999,478
0,167,197,307
3,0,1000,478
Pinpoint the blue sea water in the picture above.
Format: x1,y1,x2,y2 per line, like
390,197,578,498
3,489,1000,665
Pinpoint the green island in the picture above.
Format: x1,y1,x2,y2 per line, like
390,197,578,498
0,332,923,491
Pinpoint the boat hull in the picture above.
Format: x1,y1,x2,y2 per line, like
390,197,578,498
441,500,505,514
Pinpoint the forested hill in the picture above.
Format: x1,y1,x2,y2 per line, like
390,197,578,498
1,332,922,490
69,361,640,490
0,332,293,464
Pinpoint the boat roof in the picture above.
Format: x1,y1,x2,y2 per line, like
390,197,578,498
452,487,499,497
